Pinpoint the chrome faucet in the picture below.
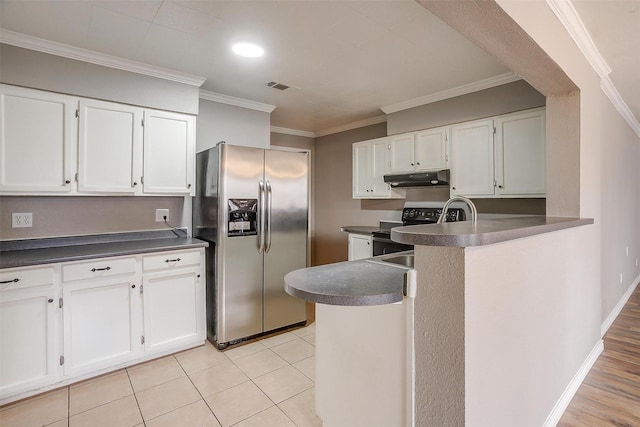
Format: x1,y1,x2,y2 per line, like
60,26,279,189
437,196,478,224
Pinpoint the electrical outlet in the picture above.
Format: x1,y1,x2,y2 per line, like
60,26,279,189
155,209,169,222
12,213,33,228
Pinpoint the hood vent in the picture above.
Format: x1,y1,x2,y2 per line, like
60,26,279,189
384,169,450,187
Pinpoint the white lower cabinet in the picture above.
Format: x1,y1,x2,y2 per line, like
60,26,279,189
0,248,205,404
0,268,60,398
348,234,372,260
62,275,141,377
142,267,204,355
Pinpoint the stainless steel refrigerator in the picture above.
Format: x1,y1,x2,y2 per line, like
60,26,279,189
193,142,309,349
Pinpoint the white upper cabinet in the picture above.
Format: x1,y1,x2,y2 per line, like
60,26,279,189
0,84,76,193
494,109,546,196
78,99,143,194
0,85,196,197
414,127,448,171
450,108,546,198
143,110,195,196
389,127,448,173
450,119,496,197
388,133,415,173
353,138,403,199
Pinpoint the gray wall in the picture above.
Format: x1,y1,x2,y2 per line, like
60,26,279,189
387,80,545,135
0,44,199,114
0,196,187,240
197,99,271,152
314,122,403,266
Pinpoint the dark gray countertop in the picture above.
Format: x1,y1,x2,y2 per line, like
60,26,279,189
0,230,209,269
391,216,594,247
285,256,410,306
340,226,380,235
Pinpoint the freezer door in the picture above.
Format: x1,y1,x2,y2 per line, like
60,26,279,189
217,144,264,343
263,149,308,331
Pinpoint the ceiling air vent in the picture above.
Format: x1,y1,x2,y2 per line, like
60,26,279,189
266,81,290,91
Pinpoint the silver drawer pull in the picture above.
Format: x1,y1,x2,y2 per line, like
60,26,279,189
0,278,20,284
165,258,181,263
91,267,111,272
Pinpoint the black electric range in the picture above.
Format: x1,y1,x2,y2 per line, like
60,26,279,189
372,206,466,256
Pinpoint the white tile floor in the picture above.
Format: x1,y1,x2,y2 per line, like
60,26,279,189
0,324,321,427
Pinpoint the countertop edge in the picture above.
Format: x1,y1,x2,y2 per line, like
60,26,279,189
391,217,594,247
0,237,209,269
340,226,380,236
284,259,408,307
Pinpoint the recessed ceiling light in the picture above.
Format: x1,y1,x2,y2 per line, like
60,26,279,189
232,43,264,58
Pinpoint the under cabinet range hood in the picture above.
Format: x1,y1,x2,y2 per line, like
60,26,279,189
383,169,450,187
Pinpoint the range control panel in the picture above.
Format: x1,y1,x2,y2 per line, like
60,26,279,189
401,207,465,224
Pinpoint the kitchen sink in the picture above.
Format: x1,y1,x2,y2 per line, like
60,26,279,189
368,251,414,268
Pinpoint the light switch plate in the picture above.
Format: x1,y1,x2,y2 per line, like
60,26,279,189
12,213,33,228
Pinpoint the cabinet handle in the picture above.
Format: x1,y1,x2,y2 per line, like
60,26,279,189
65,179,71,184
0,278,19,284
131,284,136,289
452,186,456,190
416,162,420,165
498,185,503,188
410,163,414,166
91,267,111,272
197,274,201,278
187,184,192,189
132,182,138,187
48,298,54,303
165,258,181,263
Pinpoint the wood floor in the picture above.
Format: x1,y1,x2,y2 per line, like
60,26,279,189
558,284,640,426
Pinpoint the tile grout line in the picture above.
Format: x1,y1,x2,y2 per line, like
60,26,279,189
125,364,148,427
175,351,225,427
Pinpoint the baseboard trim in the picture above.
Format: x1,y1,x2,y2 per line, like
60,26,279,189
601,273,640,337
542,339,604,427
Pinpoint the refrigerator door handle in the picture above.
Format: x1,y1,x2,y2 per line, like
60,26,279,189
258,180,265,254
265,180,273,253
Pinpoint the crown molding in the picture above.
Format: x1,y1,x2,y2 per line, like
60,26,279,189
199,89,276,113
381,72,521,114
270,126,315,138
315,115,387,138
545,0,640,137
0,29,206,87
600,78,640,136
545,0,611,77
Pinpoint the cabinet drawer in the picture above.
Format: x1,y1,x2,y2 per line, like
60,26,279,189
0,266,56,291
62,257,136,282
142,250,201,272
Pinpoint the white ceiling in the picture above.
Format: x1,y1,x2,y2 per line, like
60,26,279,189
0,1,638,135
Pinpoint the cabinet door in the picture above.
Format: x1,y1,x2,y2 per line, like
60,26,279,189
389,133,415,173
450,119,495,197
495,109,546,196
142,268,205,355
370,139,391,197
353,142,371,198
78,99,143,193
0,287,59,398
143,110,195,195
0,85,75,193
63,276,141,377
414,127,448,171
348,234,372,261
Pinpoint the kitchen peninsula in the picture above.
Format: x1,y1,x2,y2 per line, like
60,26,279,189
285,215,594,426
